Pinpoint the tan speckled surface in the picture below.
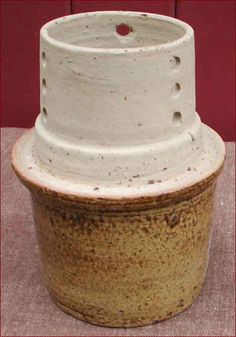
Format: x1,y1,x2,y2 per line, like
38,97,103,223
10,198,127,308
29,179,216,327
1,128,235,336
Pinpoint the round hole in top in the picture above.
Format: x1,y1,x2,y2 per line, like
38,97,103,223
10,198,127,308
173,111,182,125
116,23,132,36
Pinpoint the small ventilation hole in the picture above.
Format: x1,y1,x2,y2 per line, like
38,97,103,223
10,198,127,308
172,82,181,97
42,78,47,94
42,52,46,67
42,107,47,121
42,107,47,116
173,111,182,125
170,56,181,71
175,83,181,91
174,56,181,65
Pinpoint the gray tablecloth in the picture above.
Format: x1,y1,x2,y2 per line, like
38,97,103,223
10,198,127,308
1,128,235,336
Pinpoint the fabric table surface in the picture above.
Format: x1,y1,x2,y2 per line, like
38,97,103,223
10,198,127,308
1,128,235,336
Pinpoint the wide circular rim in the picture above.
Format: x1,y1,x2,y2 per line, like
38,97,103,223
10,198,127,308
11,125,225,204
40,11,194,54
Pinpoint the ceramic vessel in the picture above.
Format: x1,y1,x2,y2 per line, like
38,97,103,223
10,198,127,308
12,11,225,327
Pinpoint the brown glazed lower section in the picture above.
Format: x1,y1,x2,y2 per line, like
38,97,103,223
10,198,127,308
19,168,222,328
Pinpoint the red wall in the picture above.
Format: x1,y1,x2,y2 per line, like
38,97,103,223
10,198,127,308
1,0,235,140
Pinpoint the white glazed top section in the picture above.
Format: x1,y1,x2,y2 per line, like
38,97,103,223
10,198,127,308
39,12,195,147
13,11,223,195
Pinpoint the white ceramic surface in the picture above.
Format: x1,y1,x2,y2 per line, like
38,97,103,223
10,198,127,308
12,11,225,198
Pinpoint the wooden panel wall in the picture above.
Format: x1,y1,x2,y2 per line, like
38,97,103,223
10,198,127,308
72,1,175,16
1,0,71,128
176,0,235,141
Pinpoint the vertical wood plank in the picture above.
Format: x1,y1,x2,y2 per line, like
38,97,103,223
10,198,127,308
72,1,175,16
176,0,235,141
1,0,71,127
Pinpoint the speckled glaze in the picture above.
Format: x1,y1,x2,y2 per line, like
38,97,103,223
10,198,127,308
13,166,222,327
12,11,225,327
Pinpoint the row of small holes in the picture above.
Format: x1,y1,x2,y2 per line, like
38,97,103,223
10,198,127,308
41,50,182,126
172,56,182,125
42,52,47,121
115,26,182,126
115,27,182,126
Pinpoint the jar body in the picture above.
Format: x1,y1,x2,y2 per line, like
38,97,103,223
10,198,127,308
11,11,225,327
30,174,217,327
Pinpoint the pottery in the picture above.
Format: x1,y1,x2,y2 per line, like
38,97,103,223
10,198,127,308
12,11,225,327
